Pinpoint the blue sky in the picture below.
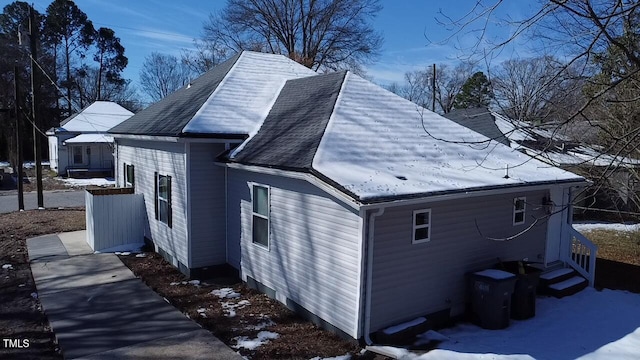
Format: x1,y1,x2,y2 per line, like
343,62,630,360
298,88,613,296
5,0,535,88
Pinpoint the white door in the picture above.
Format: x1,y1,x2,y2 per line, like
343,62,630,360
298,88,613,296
545,187,567,264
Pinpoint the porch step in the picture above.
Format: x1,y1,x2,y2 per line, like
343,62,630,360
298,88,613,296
547,276,588,298
539,268,575,292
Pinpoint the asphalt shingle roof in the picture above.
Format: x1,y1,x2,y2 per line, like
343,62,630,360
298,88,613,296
444,107,511,147
109,53,241,136
232,71,347,170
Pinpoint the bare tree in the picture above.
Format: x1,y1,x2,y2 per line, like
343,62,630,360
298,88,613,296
181,39,229,76
394,62,475,114
438,1,640,214
492,56,584,123
139,52,191,102
202,0,383,71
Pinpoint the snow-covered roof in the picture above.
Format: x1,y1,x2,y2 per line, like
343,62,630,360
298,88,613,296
493,112,640,168
58,101,133,133
183,51,316,135
312,74,582,200
231,71,584,203
110,51,315,137
64,133,113,144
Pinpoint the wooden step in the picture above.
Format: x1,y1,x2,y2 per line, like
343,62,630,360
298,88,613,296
547,276,588,298
539,268,575,288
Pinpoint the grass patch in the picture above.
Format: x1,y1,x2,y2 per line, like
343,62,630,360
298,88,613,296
581,229,640,266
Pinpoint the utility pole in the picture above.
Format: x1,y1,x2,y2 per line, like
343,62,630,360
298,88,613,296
14,66,24,211
432,63,436,112
29,5,43,209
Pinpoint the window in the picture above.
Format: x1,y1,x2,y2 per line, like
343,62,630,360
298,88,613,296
154,173,172,227
72,146,84,165
124,164,135,188
513,197,526,225
412,209,431,244
252,185,269,248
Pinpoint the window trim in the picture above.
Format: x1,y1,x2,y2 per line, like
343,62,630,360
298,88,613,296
155,173,172,228
412,209,431,244
513,197,526,226
251,184,270,250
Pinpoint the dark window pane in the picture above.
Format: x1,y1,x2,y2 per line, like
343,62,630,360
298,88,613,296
159,176,168,199
253,186,268,216
253,216,268,246
415,227,429,241
415,212,430,225
126,165,134,185
515,199,525,210
514,212,524,224
73,147,83,164
159,200,168,224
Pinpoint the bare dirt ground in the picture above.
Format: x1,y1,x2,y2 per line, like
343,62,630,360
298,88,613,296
0,208,85,360
582,229,640,293
119,252,375,359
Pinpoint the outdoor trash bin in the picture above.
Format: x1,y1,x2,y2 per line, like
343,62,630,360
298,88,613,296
469,269,517,330
495,261,542,320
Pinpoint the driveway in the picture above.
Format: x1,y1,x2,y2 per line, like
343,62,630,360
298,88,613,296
0,189,85,213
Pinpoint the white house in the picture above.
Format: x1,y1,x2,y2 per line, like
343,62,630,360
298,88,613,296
102,51,595,341
47,101,133,177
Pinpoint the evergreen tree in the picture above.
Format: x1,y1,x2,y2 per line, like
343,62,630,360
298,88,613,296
453,71,493,109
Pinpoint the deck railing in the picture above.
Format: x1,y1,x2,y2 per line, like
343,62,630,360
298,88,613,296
566,228,597,286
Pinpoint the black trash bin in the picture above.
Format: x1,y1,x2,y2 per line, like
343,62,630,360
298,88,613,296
468,269,517,330
495,261,542,320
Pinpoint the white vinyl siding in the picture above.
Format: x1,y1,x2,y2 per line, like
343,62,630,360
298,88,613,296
115,139,189,267
370,190,548,332
227,169,361,337
188,143,227,267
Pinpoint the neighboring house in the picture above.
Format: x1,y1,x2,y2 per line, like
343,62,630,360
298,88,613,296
103,51,594,341
47,101,133,177
445,108,640,211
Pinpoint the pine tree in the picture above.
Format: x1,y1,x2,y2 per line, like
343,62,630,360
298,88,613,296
453,71,493,109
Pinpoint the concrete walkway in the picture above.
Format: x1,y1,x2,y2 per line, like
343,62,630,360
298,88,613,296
27,231,241,360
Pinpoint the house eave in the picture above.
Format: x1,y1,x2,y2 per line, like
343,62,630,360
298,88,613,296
358,178,589,209
223,162,362,210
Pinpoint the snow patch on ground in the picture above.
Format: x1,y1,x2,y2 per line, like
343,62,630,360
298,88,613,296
573,222,640,233
222,299,250,318
381,288,640,360
135,253,147,258
95,243,144,254
309,355,351,360
232,331,279,350
246,319,275,331
2,264,13,270
211,287,241,299
60,177,115,187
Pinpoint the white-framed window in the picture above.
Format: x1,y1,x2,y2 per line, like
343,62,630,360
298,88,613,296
124,163,135,188
412,209,431,244
72,146,84,165
513,197,526,225
155,173,172,227
251,184,270,249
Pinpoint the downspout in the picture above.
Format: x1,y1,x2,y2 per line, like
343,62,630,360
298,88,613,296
363,207,385,345
224,142,230,264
